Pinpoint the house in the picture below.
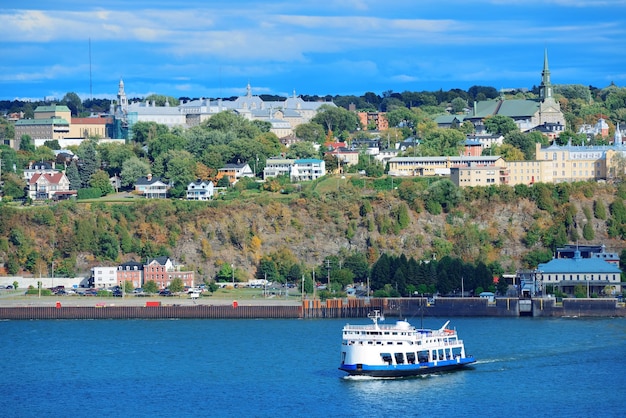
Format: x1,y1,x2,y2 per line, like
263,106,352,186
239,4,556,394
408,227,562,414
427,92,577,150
109,174,122,192
263,158,326,181
536,250,622,297
28,172,75,200
325,148,359,170
186,179,214,200
291,159,326,181
263,158,295,179
143,256,194,289
216,163,254,184
91,266,118,289
117,261,144,289
134,174,170,198
23,161,57,182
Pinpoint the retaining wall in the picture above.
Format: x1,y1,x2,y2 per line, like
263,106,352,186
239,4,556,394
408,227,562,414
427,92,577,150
0,297,623,320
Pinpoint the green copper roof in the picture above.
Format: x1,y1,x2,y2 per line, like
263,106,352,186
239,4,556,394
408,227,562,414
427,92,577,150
35,105,71,112
15,117,70,126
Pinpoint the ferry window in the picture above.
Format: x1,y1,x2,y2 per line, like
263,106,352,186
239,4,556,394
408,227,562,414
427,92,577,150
381,353,392,364
406,352,416,364
394,353,404,364
418,351,429,363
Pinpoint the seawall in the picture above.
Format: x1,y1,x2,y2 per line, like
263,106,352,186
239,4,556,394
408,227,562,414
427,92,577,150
0,297,624,320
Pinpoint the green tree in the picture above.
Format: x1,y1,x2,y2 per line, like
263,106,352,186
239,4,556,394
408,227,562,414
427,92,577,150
155,150,196,198
294,122,325,143
1,172,26,199
582,222,595,241
121,157,150,187
77,141,99,188
65,161,81,190
89,170,114,196
594,200,607,220
285,141,318,159
148,133,187,161
132,121,169,145
19,135,35,152
311,104,359,136
143,280,158,294
169,278,184,293
484,115,518,136
450,97,467,113
62,92,83,116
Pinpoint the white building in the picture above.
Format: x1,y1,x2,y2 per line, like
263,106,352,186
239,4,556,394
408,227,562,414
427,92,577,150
91,266,118,289
186,179,215,200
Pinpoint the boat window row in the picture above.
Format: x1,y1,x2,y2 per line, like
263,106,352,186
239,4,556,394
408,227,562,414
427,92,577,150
380,347,463,365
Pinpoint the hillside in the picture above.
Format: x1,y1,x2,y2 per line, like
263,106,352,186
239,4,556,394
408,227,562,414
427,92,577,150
0,176,623,284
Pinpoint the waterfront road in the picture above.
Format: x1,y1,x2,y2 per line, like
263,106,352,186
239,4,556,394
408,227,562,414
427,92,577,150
0,293,303,308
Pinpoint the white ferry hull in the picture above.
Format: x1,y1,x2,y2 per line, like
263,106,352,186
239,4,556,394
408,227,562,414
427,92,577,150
339,356,476,377
339,312,476,378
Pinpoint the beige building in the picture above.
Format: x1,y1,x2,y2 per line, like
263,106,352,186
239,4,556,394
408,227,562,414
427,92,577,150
69,116,111,139
388,156,505,177
450,142,623,188
450,161,509,187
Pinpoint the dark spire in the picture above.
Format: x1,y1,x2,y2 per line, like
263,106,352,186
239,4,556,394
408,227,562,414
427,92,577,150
539,49,552,101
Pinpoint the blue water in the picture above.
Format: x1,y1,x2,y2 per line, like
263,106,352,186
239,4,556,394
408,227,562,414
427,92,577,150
1,317,625,417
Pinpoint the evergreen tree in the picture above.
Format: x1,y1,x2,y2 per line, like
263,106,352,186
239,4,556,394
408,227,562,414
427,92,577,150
77,141,99,188
66,161,81,190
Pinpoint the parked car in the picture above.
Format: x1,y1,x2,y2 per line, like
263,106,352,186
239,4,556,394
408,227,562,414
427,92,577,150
159,289,173,297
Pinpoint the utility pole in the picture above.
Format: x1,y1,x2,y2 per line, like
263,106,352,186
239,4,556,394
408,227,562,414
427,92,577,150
326,259,331,292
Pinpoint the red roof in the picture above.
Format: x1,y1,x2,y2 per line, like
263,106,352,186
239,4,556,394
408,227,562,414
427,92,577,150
71,117,112,125
29,172,65,185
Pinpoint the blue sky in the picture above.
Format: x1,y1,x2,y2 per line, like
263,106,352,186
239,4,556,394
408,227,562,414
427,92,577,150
2,0,626,101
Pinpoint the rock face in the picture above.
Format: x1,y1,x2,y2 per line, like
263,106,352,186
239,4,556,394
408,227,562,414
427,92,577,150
2,183,620,281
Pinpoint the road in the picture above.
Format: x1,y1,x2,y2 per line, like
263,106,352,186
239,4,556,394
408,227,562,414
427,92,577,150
0,291,303,308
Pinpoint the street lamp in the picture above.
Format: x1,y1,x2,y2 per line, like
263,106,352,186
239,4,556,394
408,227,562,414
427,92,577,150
231,264,235,286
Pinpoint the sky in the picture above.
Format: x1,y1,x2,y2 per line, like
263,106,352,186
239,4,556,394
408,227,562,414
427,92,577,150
2,0,626,102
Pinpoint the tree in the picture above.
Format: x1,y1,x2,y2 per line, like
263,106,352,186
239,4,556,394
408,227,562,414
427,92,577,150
155,150,196,198
65,161,81,190
121,157,150,187
425,179,461,214
62,92,83,116
311,105,359,136
19,135,35,152
169,278,184,293
143,280,158,294
295,122,325,143
148,132,187,161
504,131,537,160
77,141,99,188
286,141,318,159
132,121,169,145
484,115,518,136
450,97,467,113
1,172,26,199
89,170,114,196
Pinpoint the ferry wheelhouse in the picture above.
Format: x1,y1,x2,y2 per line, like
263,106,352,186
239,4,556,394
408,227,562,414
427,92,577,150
339,311,476,377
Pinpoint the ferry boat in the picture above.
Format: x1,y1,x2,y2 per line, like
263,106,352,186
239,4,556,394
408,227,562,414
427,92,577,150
339,311,476,377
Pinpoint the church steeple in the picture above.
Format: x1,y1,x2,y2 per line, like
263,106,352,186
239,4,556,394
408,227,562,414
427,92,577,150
539,49,552,101
117,78,128,112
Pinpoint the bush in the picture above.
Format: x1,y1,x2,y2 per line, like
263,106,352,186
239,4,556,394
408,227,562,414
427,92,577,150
77,187,103,199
